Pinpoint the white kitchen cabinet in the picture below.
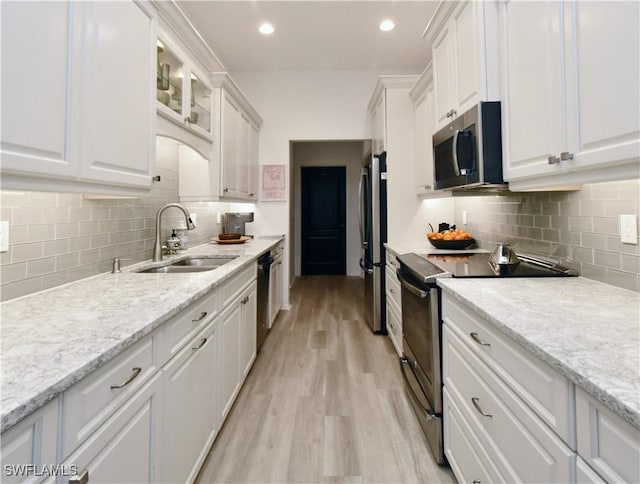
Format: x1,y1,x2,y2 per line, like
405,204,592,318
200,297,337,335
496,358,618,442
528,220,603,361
212,73,263,201
576,456,606,484
368,76,420,245
269,241,284,328
156,35,213,139
62,372,162,484
442,292,577,483
1,1,157,196
159,320,218,484
425,1,500,130
443,324,575,483
500,0,640,190
0,399,59,484
576,387,640,483
219,264,258,421
371,92,386,154
384,249,402,356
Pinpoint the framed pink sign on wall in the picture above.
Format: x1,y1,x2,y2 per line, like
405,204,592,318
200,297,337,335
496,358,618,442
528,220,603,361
261,164,286,201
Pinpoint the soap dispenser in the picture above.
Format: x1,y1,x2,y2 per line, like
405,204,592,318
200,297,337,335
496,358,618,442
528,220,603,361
166,230,181,254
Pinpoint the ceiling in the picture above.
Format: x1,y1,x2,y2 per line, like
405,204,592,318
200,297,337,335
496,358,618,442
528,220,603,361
176,1,440,72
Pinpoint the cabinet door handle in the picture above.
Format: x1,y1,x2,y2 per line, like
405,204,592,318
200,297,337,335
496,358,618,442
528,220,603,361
192,337,207,350
560,151,574,161
547,155,560,165
471,397,493,418
223,188,229,193
70,468,89,484
470,332,490,346
192,311,208,322
110,367,142,389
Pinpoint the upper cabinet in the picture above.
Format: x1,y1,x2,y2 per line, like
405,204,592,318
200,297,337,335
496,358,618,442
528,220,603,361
500,0,640,190
1,1,157,196
156,36,213,140
212,73,262,201
371,93,386,154
424,1,500,130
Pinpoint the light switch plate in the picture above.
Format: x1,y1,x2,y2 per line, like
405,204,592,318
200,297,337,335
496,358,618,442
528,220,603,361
620,214,638,244
0,221,9,252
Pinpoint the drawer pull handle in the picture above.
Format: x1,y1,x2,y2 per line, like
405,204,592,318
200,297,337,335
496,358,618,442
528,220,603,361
192,311,208,322
470,332,490,346
70,468,89,484
471,397,492,418
192,337,208,350
473,481,481,484
110,367,142,389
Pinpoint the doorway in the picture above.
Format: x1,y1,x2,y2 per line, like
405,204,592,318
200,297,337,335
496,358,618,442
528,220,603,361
301,166,346,275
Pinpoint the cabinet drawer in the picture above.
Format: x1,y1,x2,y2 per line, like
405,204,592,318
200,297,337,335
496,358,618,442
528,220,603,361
385,264,401,310
576,387,640,483
222,263,256,306
443,387,503,484
162,288,219,362
386,295,402,356
443,325,575,483
61,333,158,458
442,293,574,445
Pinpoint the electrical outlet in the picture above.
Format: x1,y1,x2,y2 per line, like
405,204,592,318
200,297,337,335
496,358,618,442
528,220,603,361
0,221,9,252
620,214,638,244
462,210,468,225
216,213,222,224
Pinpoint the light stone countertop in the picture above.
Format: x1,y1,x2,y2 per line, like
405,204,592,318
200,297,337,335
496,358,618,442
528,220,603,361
437,277,640,429
0,237,281,433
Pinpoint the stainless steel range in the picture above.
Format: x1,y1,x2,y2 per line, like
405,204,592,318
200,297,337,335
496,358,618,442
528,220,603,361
396,251,577,465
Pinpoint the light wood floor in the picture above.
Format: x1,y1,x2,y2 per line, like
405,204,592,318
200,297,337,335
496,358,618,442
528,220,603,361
196,276,455,484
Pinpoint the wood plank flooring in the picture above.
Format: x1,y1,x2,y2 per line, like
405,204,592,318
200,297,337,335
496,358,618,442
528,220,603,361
196,276,455,484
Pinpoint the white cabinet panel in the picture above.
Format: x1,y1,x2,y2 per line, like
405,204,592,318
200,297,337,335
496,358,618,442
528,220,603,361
576,387,640,484
221,92,240,196
452,1,479,112
219,300,241,421
160,321,217,483
63,372,161,484
432,27,452,127
1,1,77,178
0,399,59,484
576,456,606,484
500,0,566,181
80,1,155,188
239,282,257,379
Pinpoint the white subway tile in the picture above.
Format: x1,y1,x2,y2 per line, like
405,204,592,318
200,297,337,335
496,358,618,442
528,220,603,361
55,222,79,239
0,262,26,284
11,207,45,225
69,236,91,252
56,253,80,271
27,224,56,242
26,257,56,277
43,239,69,257
41,271,70,291
12,242,43,262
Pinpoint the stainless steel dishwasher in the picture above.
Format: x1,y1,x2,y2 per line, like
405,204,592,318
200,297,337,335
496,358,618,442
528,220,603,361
256,251,273,350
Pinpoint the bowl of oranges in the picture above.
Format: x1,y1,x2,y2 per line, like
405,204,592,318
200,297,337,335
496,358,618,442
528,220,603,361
427,228,475,249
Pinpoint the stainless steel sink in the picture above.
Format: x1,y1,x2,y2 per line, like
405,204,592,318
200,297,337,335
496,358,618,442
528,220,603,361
134,256,237,274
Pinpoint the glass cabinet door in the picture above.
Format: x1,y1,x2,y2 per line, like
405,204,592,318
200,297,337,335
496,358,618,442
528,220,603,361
156,40,184,117
188,74,211,134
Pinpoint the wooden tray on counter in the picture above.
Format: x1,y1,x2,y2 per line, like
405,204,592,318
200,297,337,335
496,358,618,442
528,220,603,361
211,236,251,245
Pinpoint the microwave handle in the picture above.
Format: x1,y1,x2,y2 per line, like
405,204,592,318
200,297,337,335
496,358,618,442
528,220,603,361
452,129,461,176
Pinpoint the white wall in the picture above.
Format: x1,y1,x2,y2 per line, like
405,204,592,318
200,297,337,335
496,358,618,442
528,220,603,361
232,68,419,293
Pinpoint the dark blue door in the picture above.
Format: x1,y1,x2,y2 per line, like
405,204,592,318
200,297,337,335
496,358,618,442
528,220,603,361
301,166,346,275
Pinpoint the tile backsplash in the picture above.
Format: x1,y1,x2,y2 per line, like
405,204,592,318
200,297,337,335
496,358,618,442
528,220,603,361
454,179,640,292
0,138,247,302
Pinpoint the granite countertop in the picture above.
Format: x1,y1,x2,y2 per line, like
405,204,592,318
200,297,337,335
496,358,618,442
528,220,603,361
437,277,640,429
0,237,282,433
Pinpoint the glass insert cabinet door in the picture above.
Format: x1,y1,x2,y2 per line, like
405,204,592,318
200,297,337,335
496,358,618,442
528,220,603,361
156,39,212,136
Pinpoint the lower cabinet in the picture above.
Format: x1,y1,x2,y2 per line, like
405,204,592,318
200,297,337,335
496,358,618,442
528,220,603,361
1,262,261,484
442,291,640,484
159,320,219,483
62,372,162,483
220,280,257,422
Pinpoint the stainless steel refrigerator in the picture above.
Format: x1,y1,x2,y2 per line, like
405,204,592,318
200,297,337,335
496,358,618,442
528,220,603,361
359,151,387,333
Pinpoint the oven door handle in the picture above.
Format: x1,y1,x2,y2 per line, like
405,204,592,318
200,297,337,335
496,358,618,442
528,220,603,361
396,270,429,298
399,357,437,420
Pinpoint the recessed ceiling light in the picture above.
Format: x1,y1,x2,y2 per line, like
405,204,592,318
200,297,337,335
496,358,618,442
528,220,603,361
379,19,395,32
259,22,274,35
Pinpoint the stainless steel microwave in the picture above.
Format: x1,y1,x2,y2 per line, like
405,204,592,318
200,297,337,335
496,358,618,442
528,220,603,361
432,102,504,190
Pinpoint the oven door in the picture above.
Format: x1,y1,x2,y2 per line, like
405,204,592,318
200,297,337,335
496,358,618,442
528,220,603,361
397,269,442,413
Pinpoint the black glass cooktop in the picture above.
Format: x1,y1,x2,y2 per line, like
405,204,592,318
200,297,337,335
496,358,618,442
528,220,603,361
420,252,578,278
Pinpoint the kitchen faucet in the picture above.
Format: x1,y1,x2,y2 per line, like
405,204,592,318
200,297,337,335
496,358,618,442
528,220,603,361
153,203,196,262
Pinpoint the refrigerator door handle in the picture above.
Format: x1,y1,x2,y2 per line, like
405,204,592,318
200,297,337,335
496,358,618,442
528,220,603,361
358,169,368,248
359,258,373,274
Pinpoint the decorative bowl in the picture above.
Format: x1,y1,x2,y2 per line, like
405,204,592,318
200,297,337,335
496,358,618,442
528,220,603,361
428,238,476,250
